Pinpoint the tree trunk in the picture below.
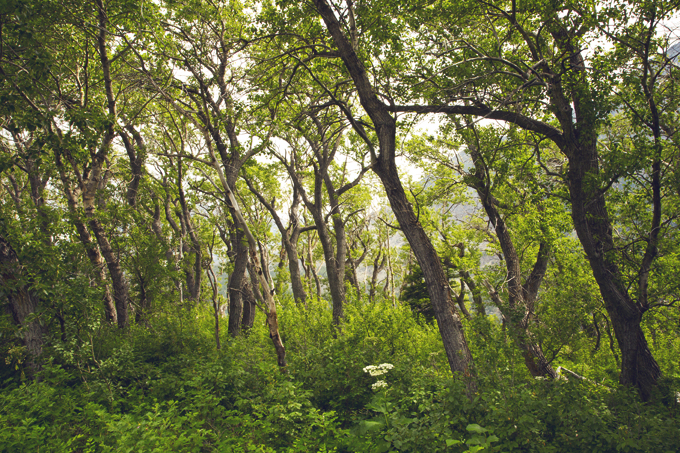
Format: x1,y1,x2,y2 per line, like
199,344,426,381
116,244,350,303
460,270,485,316
119,125,145,208
88,0,129,328
54,151,117,323
374,159,474,378
227,235,247,337
287,240,307,306
314,0,474,382
0,232,45,378
567,141,660,399
224,185,286,368
208,145,287,368
75,218,117,324
241,276,257,332
206,266,221,350
305,240,322,300
176,156,202,302
346,258,361,297
314,213,346,324
369,252,386,302
85,215,130,328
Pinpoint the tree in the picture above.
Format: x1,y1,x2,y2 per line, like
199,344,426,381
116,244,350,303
0,227,45,378
266,0,476,381
271,109,369,324
0,0,138,327
278,0,680,399
386,0,678,399
132,0,265,335
244,162,316,307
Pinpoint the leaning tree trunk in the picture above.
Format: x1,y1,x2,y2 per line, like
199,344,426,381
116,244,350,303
209,148,286,368
313,0,474,383
83,179,129,329
374,158,475,378
568,141,660,400
224,187,286,368
54,151,117,323
88,0,129,328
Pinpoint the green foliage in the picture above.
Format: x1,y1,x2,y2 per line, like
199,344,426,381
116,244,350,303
400,264,435,322
1,297,677,452
2,0,680,451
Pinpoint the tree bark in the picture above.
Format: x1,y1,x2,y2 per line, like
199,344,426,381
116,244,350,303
0,232,45,378
241,276,257,333
227,233,247,337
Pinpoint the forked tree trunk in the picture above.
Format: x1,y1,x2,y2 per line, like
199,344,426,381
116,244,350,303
244,179,310,306
83,179,129,328
209,148,286,368
278,140,348,324
467,142,557,379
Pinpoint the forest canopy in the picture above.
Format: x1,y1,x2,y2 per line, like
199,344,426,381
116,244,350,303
1,0,679,451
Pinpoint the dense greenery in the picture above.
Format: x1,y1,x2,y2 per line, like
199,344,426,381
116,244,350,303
2,299,679,452
1,0,680,450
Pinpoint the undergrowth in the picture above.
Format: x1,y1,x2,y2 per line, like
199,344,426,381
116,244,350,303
1,297,678,452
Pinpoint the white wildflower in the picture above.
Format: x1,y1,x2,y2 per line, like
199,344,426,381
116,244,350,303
372,380,388,390
363,363,394,377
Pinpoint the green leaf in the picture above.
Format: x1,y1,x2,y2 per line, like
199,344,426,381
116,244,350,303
466,424,488,434
360,420,385,431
